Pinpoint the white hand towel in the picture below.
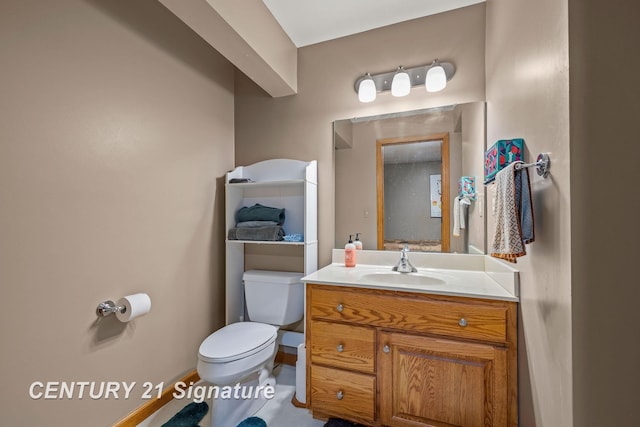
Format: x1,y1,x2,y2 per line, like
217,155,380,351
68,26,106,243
453,196,461,237
453,196,472,237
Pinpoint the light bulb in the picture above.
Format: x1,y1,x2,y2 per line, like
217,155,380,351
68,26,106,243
391,67,410,97
426,63,447,92
358,74,376,103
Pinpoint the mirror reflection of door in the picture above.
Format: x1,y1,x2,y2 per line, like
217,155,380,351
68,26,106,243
376,133,450,252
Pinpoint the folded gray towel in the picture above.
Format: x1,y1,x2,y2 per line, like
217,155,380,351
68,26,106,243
228,226,285,241
235,220,279,228
236,204,285,225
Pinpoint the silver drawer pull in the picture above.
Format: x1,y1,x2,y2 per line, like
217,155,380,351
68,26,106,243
336,390,344,400
458,318,468,327
336,303,344,313
383,345,390,353
337,344,344,352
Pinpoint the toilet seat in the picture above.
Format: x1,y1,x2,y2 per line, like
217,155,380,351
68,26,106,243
199,322,278,364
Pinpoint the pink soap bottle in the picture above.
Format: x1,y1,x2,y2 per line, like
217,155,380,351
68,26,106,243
345,235,356,267
354,233,363,250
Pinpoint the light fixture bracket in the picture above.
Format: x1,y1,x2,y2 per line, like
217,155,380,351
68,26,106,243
354,62,455,94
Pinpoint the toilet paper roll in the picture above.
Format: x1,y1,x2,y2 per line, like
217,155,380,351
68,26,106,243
116,293,151,322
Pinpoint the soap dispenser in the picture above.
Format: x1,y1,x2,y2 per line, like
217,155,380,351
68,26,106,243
354,233,363,250
345,235,356,267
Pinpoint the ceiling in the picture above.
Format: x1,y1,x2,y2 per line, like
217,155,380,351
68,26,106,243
262,0,485,47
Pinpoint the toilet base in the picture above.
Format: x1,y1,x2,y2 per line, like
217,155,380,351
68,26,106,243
209,368,276,427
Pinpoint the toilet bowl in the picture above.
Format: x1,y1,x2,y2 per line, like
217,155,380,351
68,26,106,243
197,322,278,385
197,322,278,427
197,270,304,427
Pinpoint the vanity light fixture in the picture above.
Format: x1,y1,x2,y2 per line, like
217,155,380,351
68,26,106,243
354,60,456,102
391,66,411,97
425,59,448,92
357,73,376,103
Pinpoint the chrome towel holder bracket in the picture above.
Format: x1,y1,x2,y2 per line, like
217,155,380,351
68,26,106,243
96,300,125,317
514,153,551,178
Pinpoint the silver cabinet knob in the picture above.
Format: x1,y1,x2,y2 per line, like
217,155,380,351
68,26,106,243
383,345,390,353
337,344,344,352
458,318,467,327
336,303,344,313
336,390,344,400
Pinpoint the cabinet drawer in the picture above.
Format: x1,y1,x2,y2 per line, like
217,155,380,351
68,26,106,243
310,365,376,423
309,285,508,343
310,321,375,373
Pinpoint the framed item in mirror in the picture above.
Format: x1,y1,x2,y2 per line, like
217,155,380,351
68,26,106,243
430,174,442,218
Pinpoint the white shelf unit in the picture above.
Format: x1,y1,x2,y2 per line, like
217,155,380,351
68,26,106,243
225,159,318,324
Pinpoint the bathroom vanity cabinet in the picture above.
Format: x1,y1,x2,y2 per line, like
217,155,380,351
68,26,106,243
305,283,518,427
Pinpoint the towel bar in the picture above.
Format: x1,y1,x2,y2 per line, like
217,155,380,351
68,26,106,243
485,152,551,185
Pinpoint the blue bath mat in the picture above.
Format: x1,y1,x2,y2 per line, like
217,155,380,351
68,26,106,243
237,416,266,427
161,401,209,427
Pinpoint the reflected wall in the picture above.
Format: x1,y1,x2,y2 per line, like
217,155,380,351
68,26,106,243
334,102,485,253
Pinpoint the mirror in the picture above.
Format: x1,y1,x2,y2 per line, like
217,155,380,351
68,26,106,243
377,134,450,252
334,102,486,254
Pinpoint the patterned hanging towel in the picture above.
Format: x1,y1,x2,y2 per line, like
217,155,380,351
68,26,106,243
490,162,535,263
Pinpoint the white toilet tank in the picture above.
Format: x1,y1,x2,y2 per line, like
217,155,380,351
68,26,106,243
243,270,305,326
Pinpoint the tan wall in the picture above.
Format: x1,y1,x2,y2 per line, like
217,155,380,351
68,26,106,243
458,102,486,253
0,1,234,425
569,1,640,425
485,0,572,425
235,4,487,267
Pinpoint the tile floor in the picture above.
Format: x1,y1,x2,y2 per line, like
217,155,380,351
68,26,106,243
139,364,325,427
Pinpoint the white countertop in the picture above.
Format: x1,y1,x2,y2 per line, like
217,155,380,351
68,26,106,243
301,250,519,302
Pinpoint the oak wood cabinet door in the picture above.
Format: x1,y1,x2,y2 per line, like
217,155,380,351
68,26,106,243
379,331,508,427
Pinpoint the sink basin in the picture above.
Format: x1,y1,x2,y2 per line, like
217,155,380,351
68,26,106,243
360,272,447,286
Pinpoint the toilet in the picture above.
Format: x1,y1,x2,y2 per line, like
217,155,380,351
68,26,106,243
197,270,305,427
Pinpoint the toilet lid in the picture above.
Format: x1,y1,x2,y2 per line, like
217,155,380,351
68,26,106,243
199,322,278,363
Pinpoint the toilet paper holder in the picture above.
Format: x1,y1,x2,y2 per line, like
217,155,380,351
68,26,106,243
96,300,126,317
96,293,151,322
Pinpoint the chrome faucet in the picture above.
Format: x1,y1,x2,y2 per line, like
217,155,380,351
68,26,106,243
392,243,417,273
